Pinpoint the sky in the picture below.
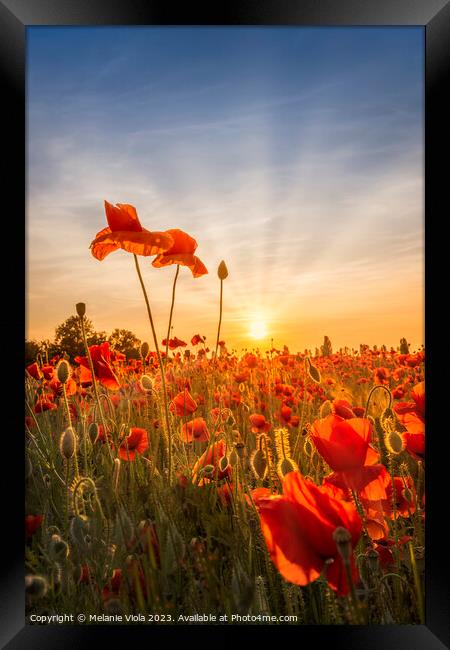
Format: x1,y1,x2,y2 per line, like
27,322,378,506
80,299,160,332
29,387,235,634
27,27,424,353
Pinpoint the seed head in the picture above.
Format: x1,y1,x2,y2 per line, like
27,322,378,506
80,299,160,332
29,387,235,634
76,302,86,318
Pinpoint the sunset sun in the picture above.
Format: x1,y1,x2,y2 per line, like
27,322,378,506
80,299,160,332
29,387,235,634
249,320,268,340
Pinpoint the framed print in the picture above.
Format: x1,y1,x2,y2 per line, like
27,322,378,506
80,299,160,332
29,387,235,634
1,1,449,648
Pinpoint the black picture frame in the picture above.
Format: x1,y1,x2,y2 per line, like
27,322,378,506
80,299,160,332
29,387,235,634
1,1,449,648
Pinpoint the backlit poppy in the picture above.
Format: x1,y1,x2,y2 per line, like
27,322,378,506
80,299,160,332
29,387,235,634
169,389,198,416
254,472,361,595
152,228,207,277
75,342,120,391
119,427,149,461
90,201,174,261
181,417,210,443
249,413,271,434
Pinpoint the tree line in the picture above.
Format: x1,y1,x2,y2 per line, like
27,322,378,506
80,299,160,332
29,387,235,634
25,316,141,365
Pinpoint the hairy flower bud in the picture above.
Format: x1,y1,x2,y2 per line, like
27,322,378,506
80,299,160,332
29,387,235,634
49,534,69,560
88,422,99,445
332,526,352,565
217,260,228,280
140,374,153,392
59,427,76,460
140,341,149,358
56,359,71,384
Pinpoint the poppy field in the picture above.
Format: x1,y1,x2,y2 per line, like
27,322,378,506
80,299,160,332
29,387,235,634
25,201,425,625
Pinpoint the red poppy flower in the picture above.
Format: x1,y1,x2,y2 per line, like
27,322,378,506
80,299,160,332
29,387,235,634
311,415,387,498
151,229,207,277
393,381,425,459
181,417,210,443
162,337,187,350
311,415,378,472
192,440,231,484
119,427,149,461
102,568,122,601
254,472,361,595
25,515,43,538
191,334,205,346
249,413,271,434
169,389,198,416
34,394,57,413
26,362,42,381
331,399,355,420
90,201,174,261
75,342,120,391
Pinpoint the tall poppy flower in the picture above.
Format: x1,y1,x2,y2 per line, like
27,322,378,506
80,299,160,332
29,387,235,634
75,342,120,391
181,417,210,443
151,229,208,278
254,472,362,595
119,427,149,461
90,201,174,261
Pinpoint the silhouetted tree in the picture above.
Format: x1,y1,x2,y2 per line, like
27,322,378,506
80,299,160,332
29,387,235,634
54,316,106,361
108,328,141,359
321,336,333,357
25,339,41,366
399,337,410,354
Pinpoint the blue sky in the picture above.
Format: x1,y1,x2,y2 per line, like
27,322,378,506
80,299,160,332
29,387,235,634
27,27,424,351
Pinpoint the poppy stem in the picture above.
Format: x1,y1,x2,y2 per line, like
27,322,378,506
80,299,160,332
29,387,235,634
78,314,114,465
133,254,172,481
214,278,223,362
165,264,180,366
364,385,392,418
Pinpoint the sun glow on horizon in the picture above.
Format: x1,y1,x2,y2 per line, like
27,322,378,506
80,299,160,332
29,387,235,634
249,320,269,340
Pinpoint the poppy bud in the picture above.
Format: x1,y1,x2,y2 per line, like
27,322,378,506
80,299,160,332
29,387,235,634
219,455,230,473
365,547,380,571
49,534,69,560
199,464,214,478
250,449,268,480
332,526,352,565
386,430,404,454
217,260,228,280
56,359,71,384
140,342,149,358
25,575,48,598
59,427,76,460
229,448,239,467
140,375,153,392
306,357,321,383
277,456,299,480
235,441,246,460
76,302,86,317
88,422,99,445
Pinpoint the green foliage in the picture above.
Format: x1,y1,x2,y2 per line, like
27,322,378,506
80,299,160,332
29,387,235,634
54,316,106,361
108,328,141,359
